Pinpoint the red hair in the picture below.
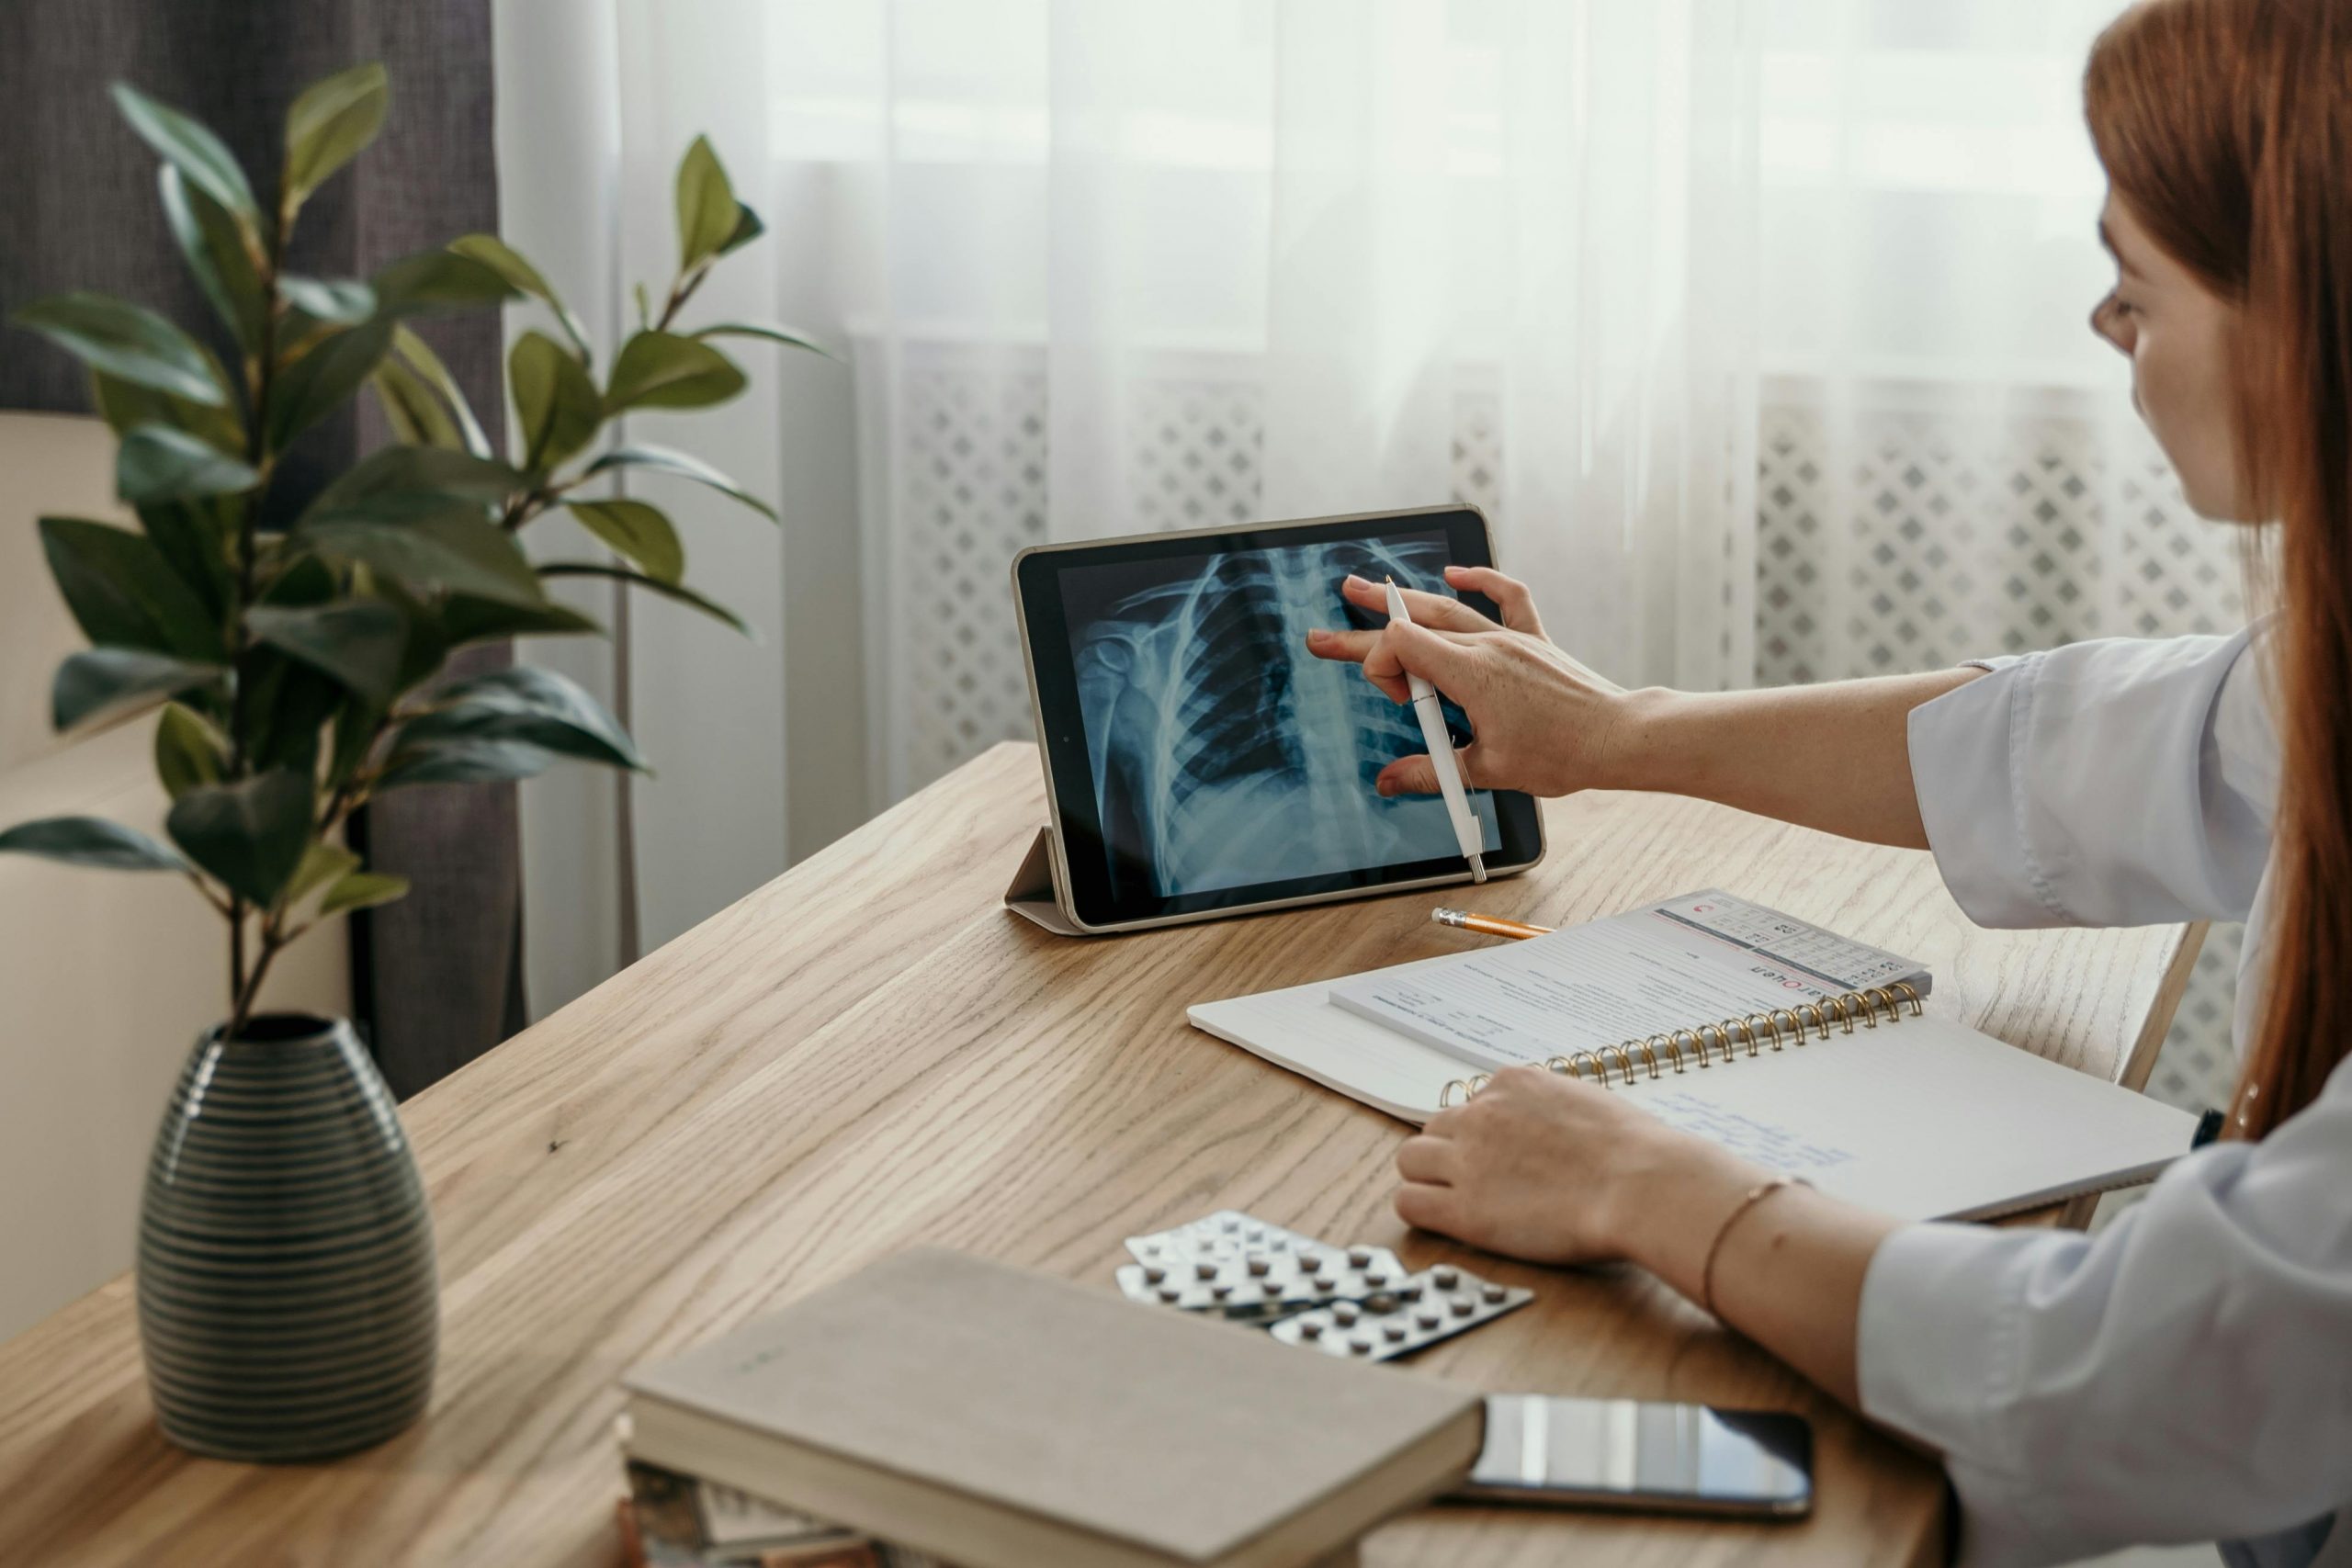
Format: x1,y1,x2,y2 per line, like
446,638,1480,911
2087,0,2352,1138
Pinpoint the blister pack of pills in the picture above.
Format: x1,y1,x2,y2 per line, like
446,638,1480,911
1123,1211,1325,1269
1267,1263,1532,1361
1113,1240,1408,1321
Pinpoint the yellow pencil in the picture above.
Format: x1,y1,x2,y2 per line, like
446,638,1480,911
1430,907,1553,941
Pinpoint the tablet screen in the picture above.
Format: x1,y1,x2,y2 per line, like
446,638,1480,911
1016,509,1544,928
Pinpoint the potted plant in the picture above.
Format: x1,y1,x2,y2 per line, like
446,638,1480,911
0,64,823,1461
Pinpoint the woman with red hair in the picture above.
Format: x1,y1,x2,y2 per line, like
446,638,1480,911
1308,1,2352,1561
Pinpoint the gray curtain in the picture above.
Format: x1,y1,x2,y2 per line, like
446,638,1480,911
0,0,526,1098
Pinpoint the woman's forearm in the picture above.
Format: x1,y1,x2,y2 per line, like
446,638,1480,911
1598,1127,1901,1406
1608,671,1984,849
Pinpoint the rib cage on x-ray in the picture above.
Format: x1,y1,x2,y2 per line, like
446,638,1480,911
1073,539,1476,898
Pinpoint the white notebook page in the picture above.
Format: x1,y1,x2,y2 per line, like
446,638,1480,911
1327,889,1931,1074
1187,982,2197,1219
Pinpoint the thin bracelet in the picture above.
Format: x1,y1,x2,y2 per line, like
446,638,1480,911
1699,1175,1810,1320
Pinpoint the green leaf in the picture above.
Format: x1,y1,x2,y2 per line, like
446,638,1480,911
116,423,259,505
233,648,343,775
260,551,338,607
375,738,559,790
279,275,377,324
51,649,222,731
390,326,492,457
692,320,841,361
436,594,603,646
136,500,234,620
510,330,602,471
371,355,465,450
246,600,407,704
674,135,740,270
583,442,776,521
267,316,394,448
13,293,227,406
285,840,360,907
166,770,314,908
302,509,548,608
319,870,409,916
371,251,522,317
329,694,387,785
0,816,190,873
158,166,266,353
111,83,258,223
449,233,594,364
283,62,388,207
401,664,645,771
718,201,764,256
605,332,744,414
633,282,652,332
311,444,526,516
39,516,223,660
565,499,683,584
537,561,753,638
154,701,226,798
90,370,243,457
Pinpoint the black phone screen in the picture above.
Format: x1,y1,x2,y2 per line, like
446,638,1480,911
1458,1397,1813,1517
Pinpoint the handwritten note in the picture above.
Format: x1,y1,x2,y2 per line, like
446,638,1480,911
1636,1089,1856,1173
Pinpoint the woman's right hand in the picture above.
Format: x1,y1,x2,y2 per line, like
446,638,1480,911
1303,565,1635,800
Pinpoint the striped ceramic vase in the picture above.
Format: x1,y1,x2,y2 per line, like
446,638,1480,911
136,1014,438,1461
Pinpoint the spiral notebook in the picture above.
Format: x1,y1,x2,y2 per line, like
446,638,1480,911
1187,890,2199,1222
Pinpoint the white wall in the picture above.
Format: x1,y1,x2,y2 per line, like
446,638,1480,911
0,413,346,1341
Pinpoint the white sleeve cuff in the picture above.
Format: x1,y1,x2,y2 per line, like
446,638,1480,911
1906,656,2068,928
1859,1223,2071,1567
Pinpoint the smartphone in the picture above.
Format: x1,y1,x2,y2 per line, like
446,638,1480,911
1449,1396,1813,1519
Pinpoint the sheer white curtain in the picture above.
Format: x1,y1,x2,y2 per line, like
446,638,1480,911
789,0,1764,797
492,0,2206,1026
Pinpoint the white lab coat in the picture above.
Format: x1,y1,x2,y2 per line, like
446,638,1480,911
1859,629,2352,1568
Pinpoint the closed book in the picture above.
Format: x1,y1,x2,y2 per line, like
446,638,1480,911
621,1248,1484,1568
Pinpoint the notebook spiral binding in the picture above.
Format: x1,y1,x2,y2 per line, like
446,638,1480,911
1437,980,1925,1110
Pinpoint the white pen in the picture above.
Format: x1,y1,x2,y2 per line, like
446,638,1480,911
1383,578,1487,883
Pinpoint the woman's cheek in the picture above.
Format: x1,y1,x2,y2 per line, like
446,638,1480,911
2136,334,2243,520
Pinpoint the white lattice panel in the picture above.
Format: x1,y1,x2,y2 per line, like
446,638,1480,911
1131,378,1265,532
885,361,2249,1117
896,349,1049,791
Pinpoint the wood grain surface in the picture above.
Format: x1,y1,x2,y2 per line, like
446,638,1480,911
0,741,2199,1567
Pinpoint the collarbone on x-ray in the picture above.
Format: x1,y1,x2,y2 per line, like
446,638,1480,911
1073,537,1474,899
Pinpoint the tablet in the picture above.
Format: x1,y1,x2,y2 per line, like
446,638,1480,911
1012,505,1546,933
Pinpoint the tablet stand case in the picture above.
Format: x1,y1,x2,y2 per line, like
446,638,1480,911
1002,826,1091,936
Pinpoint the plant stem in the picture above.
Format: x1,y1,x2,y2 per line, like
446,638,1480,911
229,897,246,1011
657,263,711,332
221,200,287,1038
228,917,284,1043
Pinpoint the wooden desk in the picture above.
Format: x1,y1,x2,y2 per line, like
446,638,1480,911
0,742,2200,1567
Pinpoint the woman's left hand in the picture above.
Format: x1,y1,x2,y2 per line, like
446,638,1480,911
1395,1064,1760,1266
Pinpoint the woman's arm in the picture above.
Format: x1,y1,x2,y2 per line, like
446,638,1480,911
1306,567,1979,847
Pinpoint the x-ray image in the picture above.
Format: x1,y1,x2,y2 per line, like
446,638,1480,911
1062,533,1501,901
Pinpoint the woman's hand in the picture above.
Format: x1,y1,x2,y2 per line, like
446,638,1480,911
1394,1065,1762,1267
1401,1065,1894,1410
1304,566,1633,799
